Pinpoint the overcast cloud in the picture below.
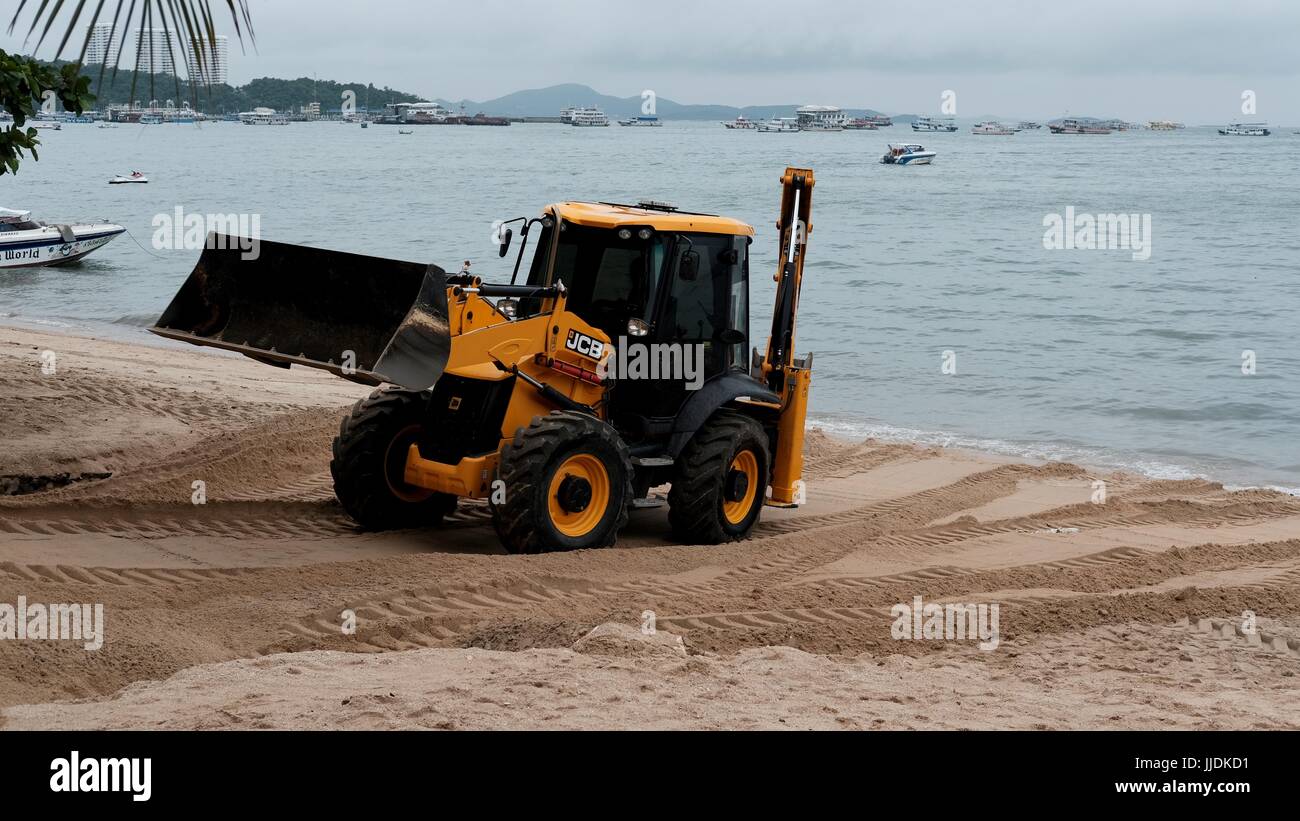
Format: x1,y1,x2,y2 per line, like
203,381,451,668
5,0,1297,122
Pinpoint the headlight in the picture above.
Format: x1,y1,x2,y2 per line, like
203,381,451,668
637,228,653,240
617,228,632,240
497,298,518,319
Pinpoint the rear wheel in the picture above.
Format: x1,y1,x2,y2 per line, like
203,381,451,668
330,388,457,529
492,411,633,554
668,413,770,544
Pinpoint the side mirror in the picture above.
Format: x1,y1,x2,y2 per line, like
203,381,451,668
679,250,700,281
497,227,513,258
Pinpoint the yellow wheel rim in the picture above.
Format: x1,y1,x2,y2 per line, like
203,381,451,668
547,454,611,538
385,424,435,503
723,450,760,525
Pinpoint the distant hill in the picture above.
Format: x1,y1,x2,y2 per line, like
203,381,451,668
41,62,425,114
442,83,891,121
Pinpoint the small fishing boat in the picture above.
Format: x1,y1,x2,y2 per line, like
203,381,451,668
1015,121,1042,130
721,115,756,129
29,120,62,131
972,121,1015,135
398,128,414,135
0,208,125,268
109,171,148,184
880,143,936,165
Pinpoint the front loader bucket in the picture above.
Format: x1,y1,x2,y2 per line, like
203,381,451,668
149,234,450,390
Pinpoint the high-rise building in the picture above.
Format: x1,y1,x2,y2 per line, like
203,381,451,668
133,28,177,75
185,34,229,85
83,24,121,65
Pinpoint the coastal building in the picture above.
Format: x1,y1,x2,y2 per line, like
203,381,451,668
133,28,176,74
185,34,229,85
83,24,122,65
796,105,848,131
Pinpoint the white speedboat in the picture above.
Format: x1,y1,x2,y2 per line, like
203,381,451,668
972,121,1015,135
0,208,125,268
757,117,800,133
880,143,936,165
30,120,62,131
109,171,148,184
618,116,662,127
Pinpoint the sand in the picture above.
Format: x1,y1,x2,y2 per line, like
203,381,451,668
2,324,1298,729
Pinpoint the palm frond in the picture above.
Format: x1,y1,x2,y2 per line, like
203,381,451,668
8,0,253,107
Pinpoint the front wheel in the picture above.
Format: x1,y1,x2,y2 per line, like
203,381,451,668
330,388,458,529
668,413,770,544
492,411,633,553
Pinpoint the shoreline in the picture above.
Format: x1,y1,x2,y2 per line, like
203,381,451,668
4,319,1293,496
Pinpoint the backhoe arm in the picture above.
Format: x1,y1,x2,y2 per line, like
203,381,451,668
763,167,814,507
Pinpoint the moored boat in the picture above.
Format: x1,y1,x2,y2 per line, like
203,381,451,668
0,208,125,268
1049,118,1112,134
721,115,756,129
756,117,800,133
972,121,1015,135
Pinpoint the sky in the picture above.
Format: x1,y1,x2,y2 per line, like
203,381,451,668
4,0,1298,123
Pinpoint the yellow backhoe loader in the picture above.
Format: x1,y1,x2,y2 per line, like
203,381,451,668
150,167,815,553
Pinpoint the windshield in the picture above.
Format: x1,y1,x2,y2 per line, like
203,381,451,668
523,220,665,337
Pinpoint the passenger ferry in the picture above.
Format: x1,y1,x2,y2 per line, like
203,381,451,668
567,107,610,127
238,107,290,125
912,117,958,132
1219,123,1270,136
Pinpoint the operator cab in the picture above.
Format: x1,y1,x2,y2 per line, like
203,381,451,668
505,201,755,437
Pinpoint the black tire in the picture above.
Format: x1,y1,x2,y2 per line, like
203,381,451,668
330,388,458,529
492,411,633,554
668,413,770,544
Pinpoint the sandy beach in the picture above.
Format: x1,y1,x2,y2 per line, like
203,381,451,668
2,324,1298,729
